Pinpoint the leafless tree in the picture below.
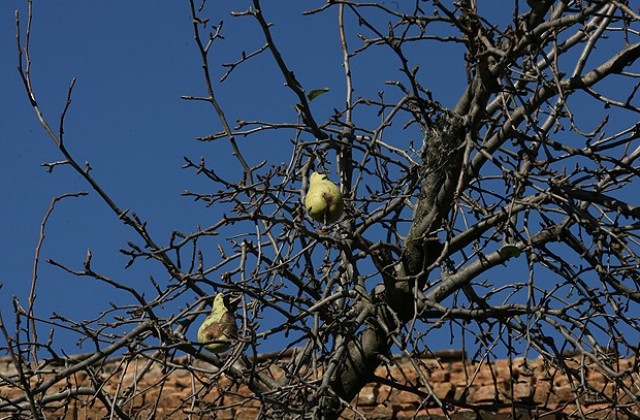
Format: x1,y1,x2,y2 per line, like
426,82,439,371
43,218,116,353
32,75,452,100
5,0,640,418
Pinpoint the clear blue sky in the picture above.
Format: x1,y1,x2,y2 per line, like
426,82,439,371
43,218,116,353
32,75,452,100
0,1,470,355
3,2,621,357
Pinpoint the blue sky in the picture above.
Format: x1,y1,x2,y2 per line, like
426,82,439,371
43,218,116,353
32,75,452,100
4,1,632,359
0,1,469,355
3,2,211,343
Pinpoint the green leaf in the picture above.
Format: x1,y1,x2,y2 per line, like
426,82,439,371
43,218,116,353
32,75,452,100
307,88,329,102
498,245,521,260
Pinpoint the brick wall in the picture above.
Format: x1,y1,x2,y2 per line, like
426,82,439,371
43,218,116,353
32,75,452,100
0,352,636,419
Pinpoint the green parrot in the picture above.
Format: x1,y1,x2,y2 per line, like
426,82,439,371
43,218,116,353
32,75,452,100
197,293,237,353
305,172,344,224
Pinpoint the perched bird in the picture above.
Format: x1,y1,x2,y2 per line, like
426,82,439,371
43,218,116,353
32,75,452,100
197,293,237,353
305,172,344,224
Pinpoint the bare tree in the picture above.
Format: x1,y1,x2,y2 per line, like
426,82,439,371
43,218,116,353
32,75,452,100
5,0,640,418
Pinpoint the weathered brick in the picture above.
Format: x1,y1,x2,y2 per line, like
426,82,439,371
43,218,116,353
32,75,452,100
513,381,535,402
430,368,450,382
0,354,635,418
433,382,455,400
356,384,378,406
553,385,576,403
532,377,550,399
389,389,424,406
469,384,499,403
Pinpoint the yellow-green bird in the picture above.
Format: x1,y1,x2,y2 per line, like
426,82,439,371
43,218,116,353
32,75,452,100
305,172,344,224
197,293,237,353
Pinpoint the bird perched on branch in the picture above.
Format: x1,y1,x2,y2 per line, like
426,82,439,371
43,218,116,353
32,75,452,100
305,172,344,224
197,293,237,353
